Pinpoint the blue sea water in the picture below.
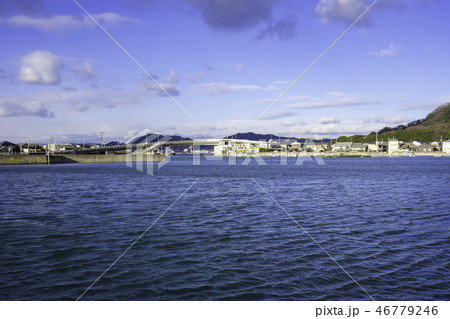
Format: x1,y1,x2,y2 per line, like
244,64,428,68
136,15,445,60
0,155,449,300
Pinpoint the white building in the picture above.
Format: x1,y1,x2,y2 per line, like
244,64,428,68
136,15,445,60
442,140,450,153
48,143,75,152
366,143,378,152
388,139,400,154
213,139,259,156
332,142,352,152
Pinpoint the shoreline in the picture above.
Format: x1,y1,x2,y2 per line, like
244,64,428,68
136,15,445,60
1,152,448,165
221,151,449,158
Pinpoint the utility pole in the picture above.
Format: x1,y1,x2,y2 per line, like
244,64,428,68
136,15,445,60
48,136,53,164
376,132,379,152
100,131,104,148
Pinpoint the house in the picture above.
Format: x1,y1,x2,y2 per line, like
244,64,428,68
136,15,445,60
267,139,280,150
319,142,332,152
332,142,352,152
303,142,320,152
378,141,388,152
442,140,450,154
430,141,442,151
214,139,232,156
290,141,302,151
214,139,259,155
416,143,435,152
365,143,378,152
400,142,415,151
388,139,400,154
303,142,331,152
351,143,368,152
1,141,19,153
48,143,75,152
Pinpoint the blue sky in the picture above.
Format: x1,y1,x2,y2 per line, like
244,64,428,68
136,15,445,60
0,0,449,143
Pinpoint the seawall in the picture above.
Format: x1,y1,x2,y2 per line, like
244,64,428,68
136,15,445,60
223,152,449,157
0,153,165,165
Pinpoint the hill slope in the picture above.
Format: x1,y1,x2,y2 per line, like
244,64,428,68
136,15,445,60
338,103,450,143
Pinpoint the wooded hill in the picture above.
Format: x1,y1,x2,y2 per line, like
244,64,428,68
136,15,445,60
337,103,450,143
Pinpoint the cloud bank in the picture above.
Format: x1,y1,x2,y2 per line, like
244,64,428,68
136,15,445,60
18,50,62,85
188,0,297,41
189,0,275,31
369,43,399,56
0,100,54,118
256,15,297,41
73,62,96,81
139,82,180,97
315,0,408,25
0,12,139,33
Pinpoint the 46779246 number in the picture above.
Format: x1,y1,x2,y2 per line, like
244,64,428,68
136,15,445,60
375,306,438,316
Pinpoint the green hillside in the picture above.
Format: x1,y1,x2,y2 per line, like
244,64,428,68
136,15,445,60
337,103,450,143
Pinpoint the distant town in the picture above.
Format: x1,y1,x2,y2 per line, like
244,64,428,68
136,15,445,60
1,134,449,159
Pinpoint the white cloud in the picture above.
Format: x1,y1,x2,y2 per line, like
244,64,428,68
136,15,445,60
363,115,410,124
315,0,369,25
315,0,409,26
72,104,90,112
287,93,379,109
0,12,139,33
240,94,309,107
224,64,245,70
184,72,204,82
165,70,180,84
18,50,62,85
261,110,297,120
194,82,282,95
325,91,348,97
139,81,180,97
369,43,399,56
0,85,152,119
0,100,54,118
320,116,341,124
73,62,96,81
195,82,261,95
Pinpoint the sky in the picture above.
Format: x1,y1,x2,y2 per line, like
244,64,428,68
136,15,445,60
0,0,449,143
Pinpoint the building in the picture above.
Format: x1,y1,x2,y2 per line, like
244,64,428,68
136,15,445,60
290,141,302,151
213,139,259,155
332,142,352,152
351,143,368,152
378,141,388,152
442,140,450,154
214,139,232,156
388,139,400,154
303,142,331,152
430,141,442,151
365,143,378,152
48,143,75,152
416,143,435,152
303,142,319,152
1,141,19,153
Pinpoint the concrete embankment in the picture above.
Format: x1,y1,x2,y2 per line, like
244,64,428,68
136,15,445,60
229,152,449,157
0,153,165,165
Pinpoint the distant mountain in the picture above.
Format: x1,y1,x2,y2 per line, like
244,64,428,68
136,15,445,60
338,103,450,143
105,141,124,147
223,132,287,141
